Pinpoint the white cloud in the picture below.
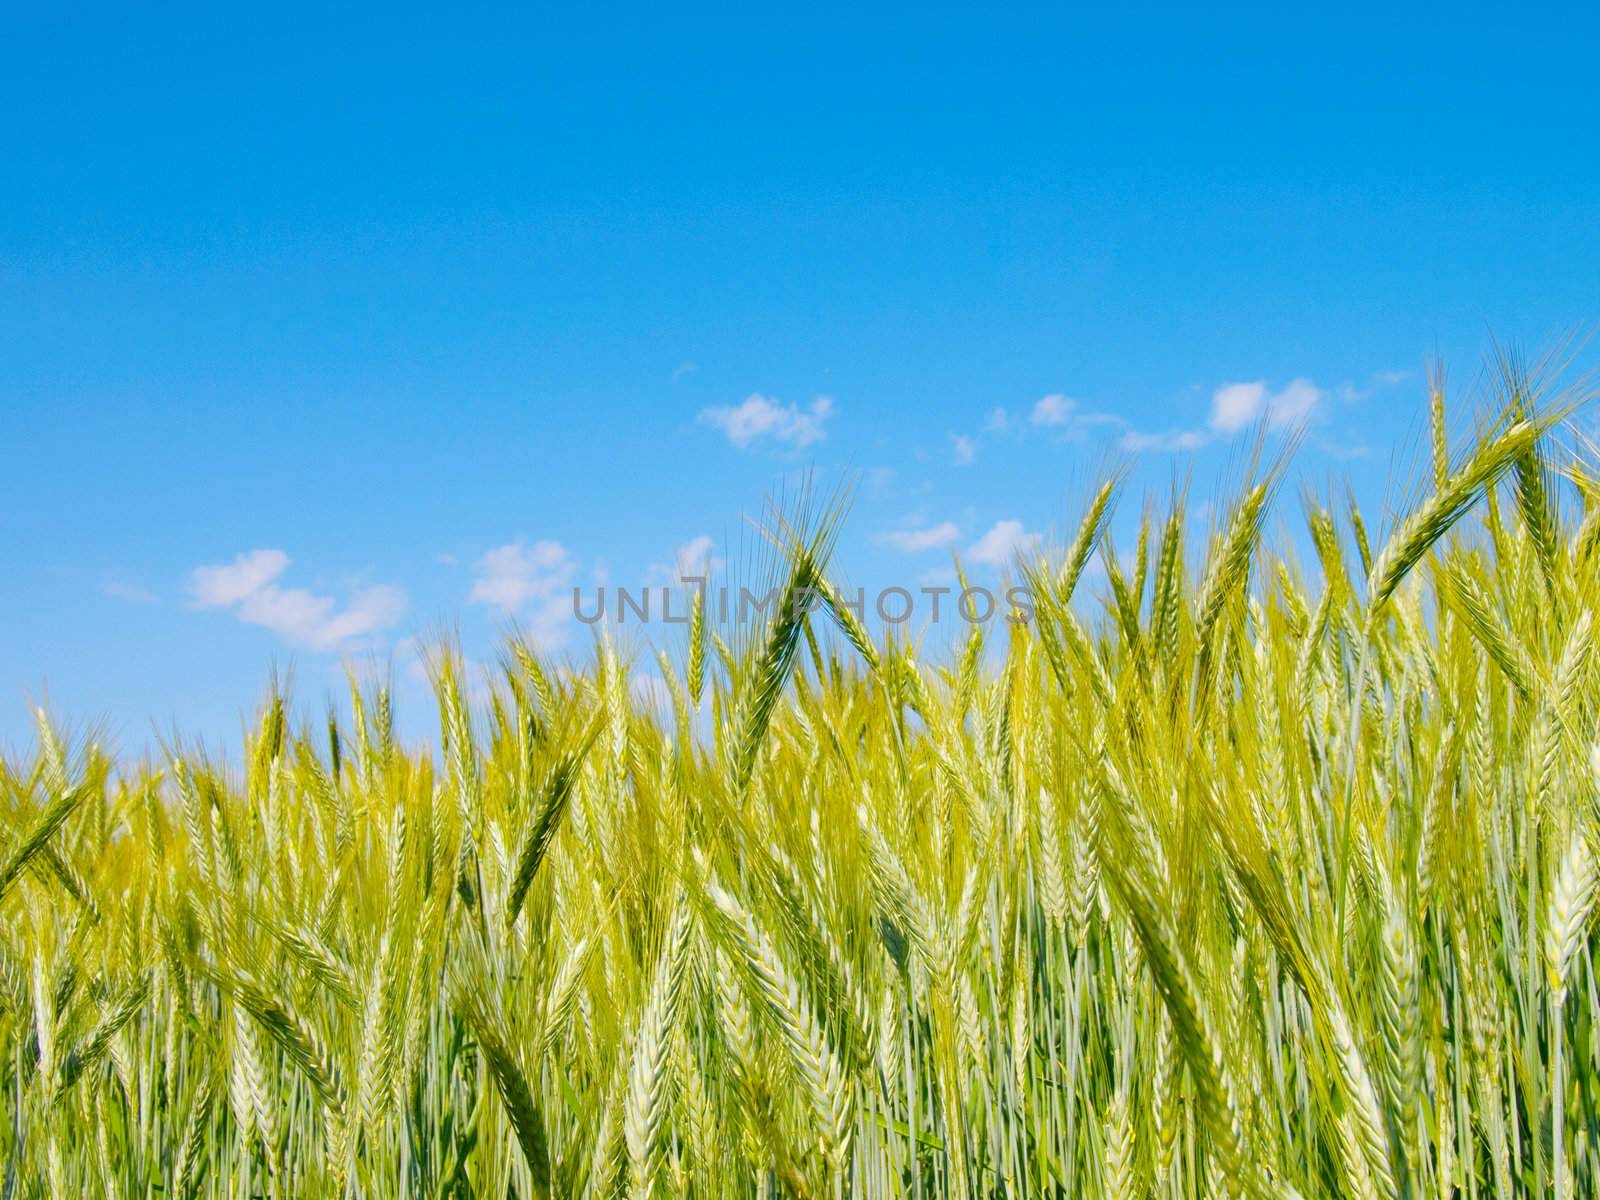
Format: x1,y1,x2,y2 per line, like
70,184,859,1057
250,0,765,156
188,549,406,652
190,549,289,606
1031,393,1075,426
1209,378,1323,433
1209,381,1268,433
697,393,833,449
1267,377,1321,427
469,540,575,612
951,434,976,465
1125,376,1328,453
967,520,1039,568
239,584,406,652
469,539,588,652
878,521,960,553
985,407,1010,432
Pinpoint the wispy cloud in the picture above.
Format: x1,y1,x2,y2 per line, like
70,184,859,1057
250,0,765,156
188,550,406,652
698,393,833,450
1336,368,1411,403
1031,393,1075,426
1120,428,1209,453
646,534,722,586
103,578,158,605
950,394,1080,465
878,521,960,553
967,520,1039,568
673,534,716,578
1321,440,1374,461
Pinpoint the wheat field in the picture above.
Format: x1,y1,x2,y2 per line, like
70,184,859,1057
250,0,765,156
4,371,1600,1198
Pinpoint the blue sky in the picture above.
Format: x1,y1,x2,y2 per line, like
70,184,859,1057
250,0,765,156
4,3,1598,753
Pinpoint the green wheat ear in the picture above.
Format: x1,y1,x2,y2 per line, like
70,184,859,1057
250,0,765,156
727,491,849,795
505,714,601,926
0,785,83,904
687,584,707,703
1366,413,1544,619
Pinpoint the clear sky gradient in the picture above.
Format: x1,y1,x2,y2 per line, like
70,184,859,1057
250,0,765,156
5,3,1598,752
